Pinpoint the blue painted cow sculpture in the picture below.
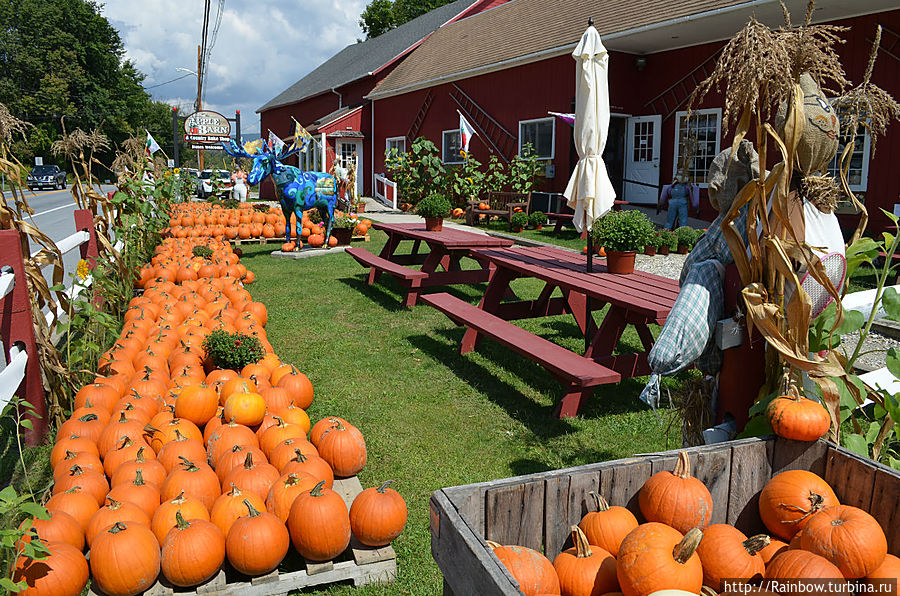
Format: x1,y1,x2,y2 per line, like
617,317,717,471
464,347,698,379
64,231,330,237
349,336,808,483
222,138,339,245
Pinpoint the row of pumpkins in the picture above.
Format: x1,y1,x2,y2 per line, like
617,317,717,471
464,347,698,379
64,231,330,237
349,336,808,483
14,237,407,596
163,202,372,244
490,452,899,596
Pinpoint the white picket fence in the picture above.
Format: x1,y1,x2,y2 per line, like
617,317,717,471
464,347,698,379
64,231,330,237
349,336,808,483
374,174,398,210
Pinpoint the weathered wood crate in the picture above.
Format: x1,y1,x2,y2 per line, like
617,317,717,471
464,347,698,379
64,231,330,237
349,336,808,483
89,476,396,596
232,234,369,247
430,436,900,596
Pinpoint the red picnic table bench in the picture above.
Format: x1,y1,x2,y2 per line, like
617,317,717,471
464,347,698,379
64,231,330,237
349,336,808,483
421,245,680,417
346,222,513,307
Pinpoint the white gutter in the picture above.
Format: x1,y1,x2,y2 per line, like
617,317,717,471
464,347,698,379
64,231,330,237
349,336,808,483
367,0,788,101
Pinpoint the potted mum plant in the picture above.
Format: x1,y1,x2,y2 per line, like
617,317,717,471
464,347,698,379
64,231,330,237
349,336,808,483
510,212,528,232
591,210,656,274
676,226,700,254
528,211,546,230
416,194,452,231
330,216,356,246
657,230,676,255
644,232,659,256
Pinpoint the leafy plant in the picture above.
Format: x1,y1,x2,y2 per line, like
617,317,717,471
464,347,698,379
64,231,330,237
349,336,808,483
528,211,546,228
222,197,239,209
507,144,544,195
202,329,265,372
444,154,485,207
332,216,357,229
675,226,701,249
483,154,508,193
511,212,529,230
192,245,213,259
415,194,452,219
385,137,446,205
656,230,677,250
592,210,656,252
0,484,50,593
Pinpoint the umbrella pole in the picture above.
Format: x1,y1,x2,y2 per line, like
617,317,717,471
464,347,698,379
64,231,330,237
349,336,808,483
586,231,592,353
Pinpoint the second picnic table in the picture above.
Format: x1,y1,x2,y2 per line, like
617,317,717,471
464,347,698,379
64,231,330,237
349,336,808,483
346,222,513,307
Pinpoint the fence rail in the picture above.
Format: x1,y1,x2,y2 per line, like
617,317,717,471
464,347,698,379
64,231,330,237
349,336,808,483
374,174,398,210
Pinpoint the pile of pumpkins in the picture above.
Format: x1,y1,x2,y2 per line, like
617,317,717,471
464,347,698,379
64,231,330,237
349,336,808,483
14,237,407,596
279,212,372,253
163,202,371,245
488,451,899,596
134,237,255,289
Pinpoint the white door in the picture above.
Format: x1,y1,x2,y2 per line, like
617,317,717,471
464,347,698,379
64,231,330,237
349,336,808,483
624,115,662,205
336,140,363,197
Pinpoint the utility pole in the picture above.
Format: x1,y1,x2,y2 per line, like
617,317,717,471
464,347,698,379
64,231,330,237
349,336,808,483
196,44,204,170
172,106,180,168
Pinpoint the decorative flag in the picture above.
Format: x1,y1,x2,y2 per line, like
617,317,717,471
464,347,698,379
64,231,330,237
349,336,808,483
243,138,265,155
548,111,576,127
290,119,314,153
145,131,161,156
459,111,476,153
267,130,286,154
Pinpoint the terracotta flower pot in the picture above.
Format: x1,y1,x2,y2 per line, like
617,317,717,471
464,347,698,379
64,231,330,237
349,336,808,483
658,245,670,255
606,250,637,274
356,203,366,213
678,244,690,254
644,245,657,256
512,226,523,233
332,227,352,246
424,217,443,232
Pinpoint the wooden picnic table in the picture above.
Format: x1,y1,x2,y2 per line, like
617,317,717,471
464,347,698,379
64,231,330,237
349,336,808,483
346,222,513,307
422,245,680,417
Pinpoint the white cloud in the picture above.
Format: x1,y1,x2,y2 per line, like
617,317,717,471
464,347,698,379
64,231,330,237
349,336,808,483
101,0,366,138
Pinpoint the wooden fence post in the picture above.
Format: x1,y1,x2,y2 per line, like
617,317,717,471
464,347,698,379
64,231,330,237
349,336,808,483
73,208,99,269
0,229,48,444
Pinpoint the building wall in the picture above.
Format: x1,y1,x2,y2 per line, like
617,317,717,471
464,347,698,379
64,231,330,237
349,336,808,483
371,9,900,231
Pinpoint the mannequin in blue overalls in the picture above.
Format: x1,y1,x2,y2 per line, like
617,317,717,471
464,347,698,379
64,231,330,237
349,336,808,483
659,171,699,230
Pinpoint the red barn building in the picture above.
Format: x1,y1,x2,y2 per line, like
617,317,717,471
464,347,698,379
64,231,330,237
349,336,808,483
256,0,507,199
363,0,900,231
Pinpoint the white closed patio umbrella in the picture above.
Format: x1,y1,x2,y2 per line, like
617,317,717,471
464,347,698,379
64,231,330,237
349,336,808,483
563,18,616,350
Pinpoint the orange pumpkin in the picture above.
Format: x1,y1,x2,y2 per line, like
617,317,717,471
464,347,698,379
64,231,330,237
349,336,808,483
316,419,367,477
695,524,766,590
638,451,713,534
553,526,618,596
287,481,351,561
758,470,838,540
616,524,703,596
160,512,225,587
578,491,638,557
13,540,88,596
210,483,266,537
800,504,887,578
226,499,289,576
489,542,561,596
151,491,210,546
89,522,160,596
766,393,831,441
349,480,408,547
265,472,319,522
223,392,266,426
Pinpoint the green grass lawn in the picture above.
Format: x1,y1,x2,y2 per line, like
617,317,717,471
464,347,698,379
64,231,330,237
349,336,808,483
447,216,587,252
237,230,687,594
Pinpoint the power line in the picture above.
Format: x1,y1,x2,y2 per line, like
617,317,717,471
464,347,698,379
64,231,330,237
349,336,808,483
144,72,194,90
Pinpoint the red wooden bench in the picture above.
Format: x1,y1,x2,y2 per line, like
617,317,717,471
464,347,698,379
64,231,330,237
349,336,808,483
465,191,530,230
346,247,428,308
421,292,621,417
546,212,574,233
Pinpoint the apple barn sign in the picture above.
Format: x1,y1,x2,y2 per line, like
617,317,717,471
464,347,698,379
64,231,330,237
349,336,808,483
183,110,232,150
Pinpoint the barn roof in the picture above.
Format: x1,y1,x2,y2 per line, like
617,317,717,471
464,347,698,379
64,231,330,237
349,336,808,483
367,0,899,100
257,0,479,113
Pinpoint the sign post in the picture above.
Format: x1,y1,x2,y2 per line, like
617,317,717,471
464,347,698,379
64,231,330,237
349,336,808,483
183,110,232,169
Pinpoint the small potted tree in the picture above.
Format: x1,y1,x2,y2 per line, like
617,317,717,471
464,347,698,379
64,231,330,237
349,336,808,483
528,211,546,230
591,210,656,274
416,194,452,231
644,231,659,256
676,226,699,254
510,211,528,232
330,216,356,246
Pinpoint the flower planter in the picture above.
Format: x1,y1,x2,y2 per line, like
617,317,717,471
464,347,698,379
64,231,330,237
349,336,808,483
356,202,366,213
424,217,443,232
658,245,670,255
511,226,523,233
605,250,636,274
332,227,352,246
644,245,657,256
678,244,690,254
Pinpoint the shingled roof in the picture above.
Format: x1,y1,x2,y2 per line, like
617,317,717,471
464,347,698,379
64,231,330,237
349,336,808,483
366,0,756,99
257,0,478,113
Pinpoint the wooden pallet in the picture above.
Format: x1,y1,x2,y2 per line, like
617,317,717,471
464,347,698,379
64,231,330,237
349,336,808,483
232,235,369,246
88,476,396,596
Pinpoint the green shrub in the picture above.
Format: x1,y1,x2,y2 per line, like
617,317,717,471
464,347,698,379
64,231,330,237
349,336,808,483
528,211,546,228
511,212,529,230
416,194,452,219
202,329,265,372
192,245,213,259
591,210,656,252
676,226,701,248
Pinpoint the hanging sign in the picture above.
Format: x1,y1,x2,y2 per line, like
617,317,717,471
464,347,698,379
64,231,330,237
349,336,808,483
183,110,231,143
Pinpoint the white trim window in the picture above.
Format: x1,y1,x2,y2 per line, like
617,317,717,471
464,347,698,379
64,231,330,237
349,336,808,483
518,117,555,159
385,136,406,157
442,129,464,164
673,108,722,186
826,124,871,193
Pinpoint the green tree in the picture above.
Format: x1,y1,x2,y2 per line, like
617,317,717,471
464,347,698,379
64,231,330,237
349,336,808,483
0,0,164,172
359,0,457,39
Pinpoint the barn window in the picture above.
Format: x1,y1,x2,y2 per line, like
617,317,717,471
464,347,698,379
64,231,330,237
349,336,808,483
825,121,870,193
385,136,406,157
518,117,555,159
443,130,464,164
673,108,721,186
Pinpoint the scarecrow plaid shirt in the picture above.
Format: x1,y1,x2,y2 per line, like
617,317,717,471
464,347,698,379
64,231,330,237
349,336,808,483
640,207,749,408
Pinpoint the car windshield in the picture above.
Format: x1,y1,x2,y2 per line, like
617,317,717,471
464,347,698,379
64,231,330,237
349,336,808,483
199,171,212,179
216,171,230,180
31,166,55,175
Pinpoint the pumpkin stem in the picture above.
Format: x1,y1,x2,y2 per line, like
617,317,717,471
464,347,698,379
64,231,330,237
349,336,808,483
84,396,94,408
79,413,98,422
243,498,261,518
178,456,199,472
777,492,827,526
118,436,134,450
673,451,692,479
273,416,284,426
310,480,326,497
135,446,147,462
743,534,771,556
117,411,128,424
174,510,190,530
172,491,187,503
143,365,153,380
106,497,122,510
376,480,394,493
570,525,593,558
134,469,146,486
701,586,719,596
174,429,187,441
63,450,77,460
108,522,127,534
486,540,502,549
64,486,82,494
229,482,243,496
673,528,703,564
284,473,301,487
292,449,308,463
243,452,254,469
588,491,610,512
231,444,244,453
69,465,85,476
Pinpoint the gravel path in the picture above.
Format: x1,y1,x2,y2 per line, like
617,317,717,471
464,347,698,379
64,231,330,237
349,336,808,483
633,252,893,372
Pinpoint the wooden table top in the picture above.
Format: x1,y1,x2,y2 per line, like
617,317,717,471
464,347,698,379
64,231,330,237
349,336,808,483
372,222,514,249
473,245,680,319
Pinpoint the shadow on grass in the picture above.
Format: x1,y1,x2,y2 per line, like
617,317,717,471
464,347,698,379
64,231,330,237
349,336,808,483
336,275,414,313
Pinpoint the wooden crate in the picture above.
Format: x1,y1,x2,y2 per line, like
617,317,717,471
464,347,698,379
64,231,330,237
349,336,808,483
232,235,369,246
88,476,396,596
430,437,900,596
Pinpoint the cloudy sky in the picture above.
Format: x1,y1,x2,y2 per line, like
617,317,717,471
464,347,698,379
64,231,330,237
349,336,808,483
100,0,368,137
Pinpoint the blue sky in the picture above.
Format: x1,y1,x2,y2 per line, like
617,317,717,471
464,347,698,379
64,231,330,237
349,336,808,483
101,0,367,138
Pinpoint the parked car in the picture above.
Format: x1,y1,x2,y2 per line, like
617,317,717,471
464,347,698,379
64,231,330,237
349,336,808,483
26,165,67,190
196,169,234,199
